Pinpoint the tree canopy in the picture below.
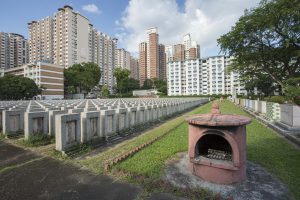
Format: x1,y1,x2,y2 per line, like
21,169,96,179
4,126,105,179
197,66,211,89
0,74,40,100
218,0,300,91
284,77,300,104
101,85,110,97
153,78,167,95
142,79,154,89
125,78,140,92
112,68,140,96
241,73,277,97
64,62,101,94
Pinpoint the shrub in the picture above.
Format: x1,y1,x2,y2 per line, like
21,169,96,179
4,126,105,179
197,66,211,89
263,96,286,104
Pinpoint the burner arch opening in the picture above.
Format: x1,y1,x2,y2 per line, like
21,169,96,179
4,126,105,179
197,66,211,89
195,131,233,161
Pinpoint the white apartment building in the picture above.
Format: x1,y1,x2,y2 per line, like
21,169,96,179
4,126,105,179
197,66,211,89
53,6,90,66
182,34,200,60
167,56,246,96
88,24,98,64
115,48,131,70
29,5,90,67
168,59,201,96
28,17,53,63
183,34,192,51
165,45,174,62
97,32,117,93
0,32,28,70
28,5,118,93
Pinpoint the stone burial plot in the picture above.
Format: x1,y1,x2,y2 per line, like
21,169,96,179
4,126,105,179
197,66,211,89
0,98,208,153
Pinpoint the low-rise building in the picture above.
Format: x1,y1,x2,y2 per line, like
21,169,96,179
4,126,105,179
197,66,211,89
132,89,158,97
4,62,64,99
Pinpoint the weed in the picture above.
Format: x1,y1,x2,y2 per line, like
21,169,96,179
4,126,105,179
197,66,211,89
21,133,54,147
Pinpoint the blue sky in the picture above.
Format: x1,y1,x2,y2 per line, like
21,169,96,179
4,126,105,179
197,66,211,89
0,0,260,57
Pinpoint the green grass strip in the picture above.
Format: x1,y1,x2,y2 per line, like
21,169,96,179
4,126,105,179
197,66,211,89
79,102,212,174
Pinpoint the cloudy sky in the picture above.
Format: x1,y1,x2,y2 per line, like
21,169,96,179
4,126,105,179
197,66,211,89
0,0,260,57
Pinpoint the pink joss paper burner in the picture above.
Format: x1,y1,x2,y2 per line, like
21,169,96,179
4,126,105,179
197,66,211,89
187,102,251,184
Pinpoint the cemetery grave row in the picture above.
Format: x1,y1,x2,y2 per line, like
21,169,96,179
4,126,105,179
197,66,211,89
0,98,208,153
231,98,300,139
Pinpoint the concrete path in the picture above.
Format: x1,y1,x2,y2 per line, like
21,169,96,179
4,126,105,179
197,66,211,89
0,141,182,200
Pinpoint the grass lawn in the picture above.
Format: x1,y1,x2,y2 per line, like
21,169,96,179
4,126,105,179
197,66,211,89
115,101,300,199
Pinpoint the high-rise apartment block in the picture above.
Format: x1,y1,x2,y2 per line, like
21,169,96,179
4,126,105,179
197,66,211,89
167,56,246,96
115,48,139,81
28,5,118,92
88,24,99,64
130,57,139,80
182,33,200,60
165,45,174,63
28,5,90,66
174,44,185,61
0,32,28,70
138,28,166,86
147,27,159,79
28,17,53,63
98,33,117,92
138,42,147,86
166,34,200,62
158,44,166,80
115,48,131,70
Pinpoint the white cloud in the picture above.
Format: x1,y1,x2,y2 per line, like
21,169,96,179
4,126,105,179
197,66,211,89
82,4,101,14
116,0,260,57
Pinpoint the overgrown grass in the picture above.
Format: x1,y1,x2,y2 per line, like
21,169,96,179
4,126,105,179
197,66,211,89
21,133,55,147
114,101,300,199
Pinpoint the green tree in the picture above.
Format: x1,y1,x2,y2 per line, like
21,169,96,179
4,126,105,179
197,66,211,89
125,78,140,92
158,84,167,95
113,67,131,95
284,77,300,104
101,85,110,97
242,73,277,97
152,78,167,95
67,86,76,98
218,0,300,91
143,79,154,89
64,62,101,94
0,74,40,100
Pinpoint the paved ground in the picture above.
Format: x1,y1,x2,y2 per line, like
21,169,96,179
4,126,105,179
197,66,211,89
164,153,292,200
0,141,183,200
